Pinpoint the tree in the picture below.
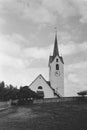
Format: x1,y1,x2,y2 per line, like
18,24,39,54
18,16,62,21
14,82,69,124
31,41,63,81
0,81,5,101
18,86,39,100
0,81,43,103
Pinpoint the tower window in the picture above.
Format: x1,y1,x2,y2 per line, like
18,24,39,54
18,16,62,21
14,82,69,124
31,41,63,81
56,59,58,62
56,64,59,70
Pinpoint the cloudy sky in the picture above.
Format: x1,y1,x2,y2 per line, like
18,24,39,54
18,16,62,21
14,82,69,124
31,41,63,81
0,0,87,96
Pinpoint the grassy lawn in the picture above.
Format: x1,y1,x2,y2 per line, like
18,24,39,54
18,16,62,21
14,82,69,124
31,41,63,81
0,101,87,130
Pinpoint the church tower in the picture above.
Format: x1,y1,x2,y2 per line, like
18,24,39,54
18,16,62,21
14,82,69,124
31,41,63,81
48,32,64,97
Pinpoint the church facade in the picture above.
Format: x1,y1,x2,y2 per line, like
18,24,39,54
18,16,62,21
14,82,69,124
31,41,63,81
29,33,64,98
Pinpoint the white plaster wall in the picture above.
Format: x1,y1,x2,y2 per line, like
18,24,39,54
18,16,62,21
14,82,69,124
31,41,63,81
29,75,55,98
49,56,64,96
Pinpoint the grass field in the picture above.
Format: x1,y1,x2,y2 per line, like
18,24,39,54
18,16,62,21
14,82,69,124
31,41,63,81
0,101,87,130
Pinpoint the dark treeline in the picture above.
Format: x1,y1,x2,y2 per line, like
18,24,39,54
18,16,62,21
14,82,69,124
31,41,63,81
0,81,43,102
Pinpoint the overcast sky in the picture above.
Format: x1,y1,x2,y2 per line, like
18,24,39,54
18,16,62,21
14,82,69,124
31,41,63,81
0,0,87,96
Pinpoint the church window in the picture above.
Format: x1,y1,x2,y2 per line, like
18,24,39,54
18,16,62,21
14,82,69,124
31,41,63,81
56,59,58,62
38,86,43,89
56,64,59,70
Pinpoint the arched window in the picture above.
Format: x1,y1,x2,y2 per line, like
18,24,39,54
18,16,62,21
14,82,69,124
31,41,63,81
38,86,43,89
56,64,59,70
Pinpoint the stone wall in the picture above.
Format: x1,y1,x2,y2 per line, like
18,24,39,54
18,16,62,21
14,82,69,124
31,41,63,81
33,96,87,104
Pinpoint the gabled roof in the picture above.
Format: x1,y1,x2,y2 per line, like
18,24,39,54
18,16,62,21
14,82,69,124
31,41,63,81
59,56,64,64
29,74,51,89
48,55,64,66
46,81,50,86
48,56,53,66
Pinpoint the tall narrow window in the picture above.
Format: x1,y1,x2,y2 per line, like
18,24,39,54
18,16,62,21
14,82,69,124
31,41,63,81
56,58,58,62
56,64,59,70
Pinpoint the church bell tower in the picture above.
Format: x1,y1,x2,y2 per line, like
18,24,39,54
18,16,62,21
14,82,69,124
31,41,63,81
48,32,64,97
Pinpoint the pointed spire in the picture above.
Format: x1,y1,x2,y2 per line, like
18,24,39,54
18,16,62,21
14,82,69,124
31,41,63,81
53,28,59,58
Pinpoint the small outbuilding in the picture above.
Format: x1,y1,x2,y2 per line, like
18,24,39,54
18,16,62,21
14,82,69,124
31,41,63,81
77,91,87,96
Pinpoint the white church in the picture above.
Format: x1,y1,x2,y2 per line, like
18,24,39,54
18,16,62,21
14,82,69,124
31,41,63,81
29,32,64,98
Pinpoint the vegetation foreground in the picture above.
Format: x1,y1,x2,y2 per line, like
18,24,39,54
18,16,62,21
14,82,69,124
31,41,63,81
0,101,87,130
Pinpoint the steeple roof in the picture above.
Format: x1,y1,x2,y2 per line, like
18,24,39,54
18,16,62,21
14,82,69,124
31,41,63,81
53,31,59,58
48,30,64,66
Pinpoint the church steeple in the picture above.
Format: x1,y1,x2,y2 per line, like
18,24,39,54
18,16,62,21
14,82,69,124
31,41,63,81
49,30,64,66
49,30,64,97
53,31,59,58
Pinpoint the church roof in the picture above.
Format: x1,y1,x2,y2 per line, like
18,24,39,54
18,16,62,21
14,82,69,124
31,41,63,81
48,32,64,66
29,74,51,89
46,81,50,86
59,56,64,64
53,32,59,58
48,55,64,66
